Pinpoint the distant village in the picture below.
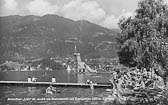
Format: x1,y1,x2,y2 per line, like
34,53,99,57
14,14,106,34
0,56,120,73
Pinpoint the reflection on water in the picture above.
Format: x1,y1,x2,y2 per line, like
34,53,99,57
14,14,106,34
0,70,77,83
0,70,113,105
0,70,111,83
77,74,85,83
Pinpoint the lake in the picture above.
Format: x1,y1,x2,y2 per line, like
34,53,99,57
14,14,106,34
0,70,111,83
0,70,113,105
0,85,114,105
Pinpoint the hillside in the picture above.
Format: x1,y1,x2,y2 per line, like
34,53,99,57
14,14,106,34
0,14,119,63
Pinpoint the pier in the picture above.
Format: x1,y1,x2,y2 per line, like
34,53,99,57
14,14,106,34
0,81,111,88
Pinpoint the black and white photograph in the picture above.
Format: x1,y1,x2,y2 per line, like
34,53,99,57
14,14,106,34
0,0,168,105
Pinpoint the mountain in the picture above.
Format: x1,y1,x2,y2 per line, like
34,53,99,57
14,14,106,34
0,14,119,63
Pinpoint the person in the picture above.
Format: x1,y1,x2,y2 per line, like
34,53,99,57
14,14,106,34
27,76,31,82
140,80,145,89
90,81,94,90
155,76,165,89
46,85,56,94
109,79,113,89
86,80,89,84
143,68,148,77
32,76,37,82
52,77,56,83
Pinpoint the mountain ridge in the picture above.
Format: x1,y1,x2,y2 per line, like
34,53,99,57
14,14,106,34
0,14,119,63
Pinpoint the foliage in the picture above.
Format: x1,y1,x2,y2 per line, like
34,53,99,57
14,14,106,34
116,0,168,104
108,67,168,105
31,58,64,70
117,0,168,74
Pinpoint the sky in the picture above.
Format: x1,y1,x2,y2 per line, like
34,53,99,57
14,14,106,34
0,0,168,29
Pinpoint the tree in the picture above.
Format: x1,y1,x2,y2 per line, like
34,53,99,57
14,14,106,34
117,0,168,85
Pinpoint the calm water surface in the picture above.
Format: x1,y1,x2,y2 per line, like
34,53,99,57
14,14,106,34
0,86,114,105
0,70,111,83
0,70,113,105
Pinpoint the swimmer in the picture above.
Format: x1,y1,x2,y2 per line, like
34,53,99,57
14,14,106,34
86,79,90,84
46,85,56,94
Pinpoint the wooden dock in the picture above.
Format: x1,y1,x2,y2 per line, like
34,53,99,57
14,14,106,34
0,81,111,88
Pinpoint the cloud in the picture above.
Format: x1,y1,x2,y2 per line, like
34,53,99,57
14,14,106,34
165,0,168,4
101,15,119,29
0,0,135,29
61,0,106,23
101,11,134,29
120,12,134,19
26,0,59,16
61,0,134,29
0,0,18,16
4,0,17,10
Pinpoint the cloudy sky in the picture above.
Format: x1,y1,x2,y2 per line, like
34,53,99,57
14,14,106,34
0,0,168,29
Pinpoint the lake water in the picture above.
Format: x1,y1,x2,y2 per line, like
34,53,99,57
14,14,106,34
0,86,114,105
0,70,111,83
0,70,113,105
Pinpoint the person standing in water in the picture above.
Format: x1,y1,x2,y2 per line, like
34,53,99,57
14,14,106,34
90,81,94,90
32,76,37,82
52,76,56,83
28,76,31,82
